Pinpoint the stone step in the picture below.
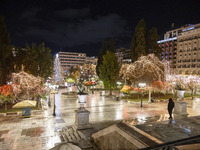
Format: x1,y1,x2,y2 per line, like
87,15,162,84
74,132,81,141
69,132,76,141
67,127,74,134
59,126,94,149
77,131,87,140
65,130,73,142
61,131,68,142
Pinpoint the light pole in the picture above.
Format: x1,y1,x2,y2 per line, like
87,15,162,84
48,91,51,107
53,84,58,116
139,83,146,107
53,93,56,116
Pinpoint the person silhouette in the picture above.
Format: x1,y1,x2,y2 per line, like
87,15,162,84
168,98,174,119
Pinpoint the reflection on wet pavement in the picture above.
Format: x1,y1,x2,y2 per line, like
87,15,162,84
0,89,200,149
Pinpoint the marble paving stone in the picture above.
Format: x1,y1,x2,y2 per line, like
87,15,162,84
55,118,65,123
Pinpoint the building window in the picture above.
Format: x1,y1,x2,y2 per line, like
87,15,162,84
179,70,182,74
185,70,189,75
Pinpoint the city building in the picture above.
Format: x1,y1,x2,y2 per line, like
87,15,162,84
53,51,97,83
85,56,98,65
176,24,200,75
115,48,131,63
158,23,200,75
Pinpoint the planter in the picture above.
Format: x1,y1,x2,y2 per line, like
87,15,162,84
174,90,188,116
177,90,185,101
78,94,88,108
74,94,91,130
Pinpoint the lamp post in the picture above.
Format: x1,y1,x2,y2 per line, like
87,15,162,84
48,91,51,107
139,83,146,107
53,93,56,116
53,84,58,116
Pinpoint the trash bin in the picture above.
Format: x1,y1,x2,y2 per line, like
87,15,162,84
22,107,31,118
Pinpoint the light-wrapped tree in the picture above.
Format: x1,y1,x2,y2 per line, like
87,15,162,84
123,54,165,86
11,71,44,101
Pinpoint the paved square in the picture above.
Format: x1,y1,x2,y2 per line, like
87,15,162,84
0,89,200,149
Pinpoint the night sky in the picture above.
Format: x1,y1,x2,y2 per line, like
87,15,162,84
1,0,200,56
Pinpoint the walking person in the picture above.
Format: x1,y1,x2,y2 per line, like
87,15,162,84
168,98,174,119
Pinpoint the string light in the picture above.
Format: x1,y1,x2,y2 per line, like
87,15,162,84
11,71,44,101
120,54,165,85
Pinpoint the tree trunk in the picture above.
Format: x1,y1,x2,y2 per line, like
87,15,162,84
109,83,112,95
194,86,197,94
191,89,194,100
5,102,7,111
148,88,151,103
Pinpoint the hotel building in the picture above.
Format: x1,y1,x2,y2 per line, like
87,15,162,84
158,23,200,75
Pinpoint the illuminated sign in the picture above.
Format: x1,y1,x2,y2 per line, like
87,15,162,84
157,37,177,43
183,27,194,32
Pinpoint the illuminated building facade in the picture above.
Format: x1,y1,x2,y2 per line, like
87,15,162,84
158,23,200,75
176,24,200,75
53,51,97,83
115,48,131,63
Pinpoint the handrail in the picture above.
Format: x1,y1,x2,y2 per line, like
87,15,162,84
139,134,200,150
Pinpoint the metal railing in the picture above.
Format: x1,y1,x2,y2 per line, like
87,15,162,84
139,135,200,150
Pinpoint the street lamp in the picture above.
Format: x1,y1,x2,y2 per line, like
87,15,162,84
53,84,59,116
139,83,146,107
53,93,56,116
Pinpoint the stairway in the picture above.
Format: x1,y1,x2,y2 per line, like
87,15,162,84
58,126,99,150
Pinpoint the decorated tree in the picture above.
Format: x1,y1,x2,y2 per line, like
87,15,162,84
166,75,200,100
120,54,165,102
186,76,200,99
119,63,130,83
11,71,45,101
122,54,165,86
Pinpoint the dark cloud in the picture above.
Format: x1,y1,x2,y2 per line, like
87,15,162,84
20,8,41,20
55,7,90,19
2,0,200,56
18,8,128,48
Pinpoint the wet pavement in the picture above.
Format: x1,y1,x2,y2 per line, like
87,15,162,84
0,89,200,150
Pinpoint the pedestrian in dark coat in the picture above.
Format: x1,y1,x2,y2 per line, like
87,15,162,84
168,98,174,119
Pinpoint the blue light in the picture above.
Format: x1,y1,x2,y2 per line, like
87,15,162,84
183,27,194,32
157,37,177,43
